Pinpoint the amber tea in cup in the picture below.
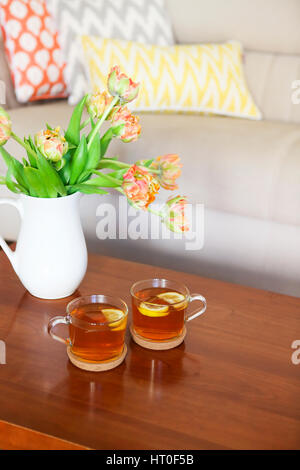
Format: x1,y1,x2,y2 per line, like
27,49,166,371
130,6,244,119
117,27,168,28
131,279,206,341
48,295,128,362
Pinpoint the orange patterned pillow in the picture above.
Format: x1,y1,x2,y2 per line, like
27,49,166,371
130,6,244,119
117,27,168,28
0,0,67,102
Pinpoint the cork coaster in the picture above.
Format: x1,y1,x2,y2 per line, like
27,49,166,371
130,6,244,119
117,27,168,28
67,345,127,371
130,326,186,350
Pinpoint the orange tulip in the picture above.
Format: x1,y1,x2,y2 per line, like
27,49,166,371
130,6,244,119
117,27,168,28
107,65,139,103
86,91,113,119
35,127,68,162
110,106,141,143
162,195,189,232
0,107,11,146
122,165,159,209
150,154,182,190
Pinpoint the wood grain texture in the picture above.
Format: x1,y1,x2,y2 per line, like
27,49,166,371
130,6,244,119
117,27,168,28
0,420,89,450
0,250,299,450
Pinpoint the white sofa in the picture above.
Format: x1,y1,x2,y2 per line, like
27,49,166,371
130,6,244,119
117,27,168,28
1,0,300,297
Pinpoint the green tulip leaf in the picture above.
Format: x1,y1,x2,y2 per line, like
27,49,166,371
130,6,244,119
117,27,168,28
36,151,67,197
100,128,115,158
140,159,154,168
86,131,101,170
67,184,109,195
111,124,125,137
76,169,91,183
54,157,67,172
58,149,73,184
65,95,88,146
69,135,88,185
23,167,48,198
85,171,123,188
5,165,22,194
77,133,101,184
87,117,96,141
97,159,129,171
107,168,128,180
0,147,29,191
26,136,38,168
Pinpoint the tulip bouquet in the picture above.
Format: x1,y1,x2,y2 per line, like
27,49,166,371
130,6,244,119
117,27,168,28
0,66,188,232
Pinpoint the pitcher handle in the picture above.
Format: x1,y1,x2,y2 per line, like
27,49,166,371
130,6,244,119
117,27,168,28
0,198,23,271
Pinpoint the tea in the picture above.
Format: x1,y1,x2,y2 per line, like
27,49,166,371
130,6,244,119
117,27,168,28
69,302,127,362
132,287,188,340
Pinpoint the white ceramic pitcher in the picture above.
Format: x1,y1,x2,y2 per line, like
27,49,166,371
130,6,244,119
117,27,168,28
0,192,87,299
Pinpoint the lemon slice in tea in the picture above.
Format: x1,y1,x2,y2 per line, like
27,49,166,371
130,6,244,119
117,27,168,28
102,308,124,328
156,292,187,309
138,302,169,317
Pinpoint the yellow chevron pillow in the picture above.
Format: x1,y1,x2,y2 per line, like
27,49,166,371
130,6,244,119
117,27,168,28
81,36,262,120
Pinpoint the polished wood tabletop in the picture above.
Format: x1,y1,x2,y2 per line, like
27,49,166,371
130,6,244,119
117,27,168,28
0,249,299,450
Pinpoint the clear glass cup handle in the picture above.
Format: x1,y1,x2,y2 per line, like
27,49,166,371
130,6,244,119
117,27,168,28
48,316,70,345
186,294,207,322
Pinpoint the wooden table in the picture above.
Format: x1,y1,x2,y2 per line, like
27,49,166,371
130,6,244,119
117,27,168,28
0,249,299,450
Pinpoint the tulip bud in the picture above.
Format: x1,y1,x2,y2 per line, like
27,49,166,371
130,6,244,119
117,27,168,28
110,106,141,143
35,127,68,162
150,154,182,190
0,107,12,146
162,195,189,233
122,165,159,209
107,66,139,103
86,91,113,120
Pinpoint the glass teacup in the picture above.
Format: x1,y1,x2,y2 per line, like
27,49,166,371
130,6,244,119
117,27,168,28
48,295,128,362
131,279,207,341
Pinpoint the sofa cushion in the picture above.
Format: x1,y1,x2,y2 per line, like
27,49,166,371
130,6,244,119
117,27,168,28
47,0,175,105
1,102,300,229
0,32,66,110
165,0,300,55
0,0,68,103
81,37,261,120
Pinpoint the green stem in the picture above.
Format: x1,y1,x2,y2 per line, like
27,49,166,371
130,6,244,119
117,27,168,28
147,206,163,217
11,132,38,161
98,160,159,173
87,96,119,151
98,159,130,169
116,187,125,195
80,117,91,130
